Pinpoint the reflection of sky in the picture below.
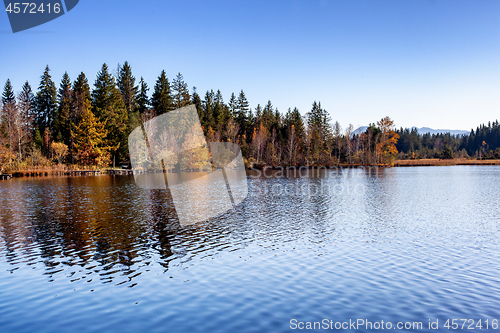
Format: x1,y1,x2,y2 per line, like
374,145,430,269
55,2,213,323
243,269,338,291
1,0,499,131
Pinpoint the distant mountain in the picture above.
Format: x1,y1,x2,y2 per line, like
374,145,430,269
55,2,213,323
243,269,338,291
352,126,368,136
414,127,469,136
352,126,469,136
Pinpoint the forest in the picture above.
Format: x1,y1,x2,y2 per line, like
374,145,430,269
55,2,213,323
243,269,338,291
1,62,499,172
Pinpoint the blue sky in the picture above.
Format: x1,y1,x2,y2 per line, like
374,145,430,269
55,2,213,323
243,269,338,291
1,0,499,131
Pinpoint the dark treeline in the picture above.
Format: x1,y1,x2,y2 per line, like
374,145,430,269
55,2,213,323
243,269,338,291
1,62,495,172
396,122,500,160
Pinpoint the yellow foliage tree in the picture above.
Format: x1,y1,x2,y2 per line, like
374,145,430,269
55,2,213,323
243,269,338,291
71,100,112,167
376,116,400,164
51,142,68,164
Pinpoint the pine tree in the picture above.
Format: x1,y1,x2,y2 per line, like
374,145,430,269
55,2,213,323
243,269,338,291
228,92,237,118
214,90,229,129
15,81,35,158
191,86,203,125
1,79,15,104
117,62,140,134
55,72,73,144
307,101,330,138
92,64,116,119
202,90,215,131
151,70,173,115
92,63,128,165
1,79,16,154
35,65,58,137
171,72,191,109
73,72,91,123
236,90,250,137
136,76,150,115
117,61,138,116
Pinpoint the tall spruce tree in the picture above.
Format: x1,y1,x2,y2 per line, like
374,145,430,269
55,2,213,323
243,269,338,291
73,72,91,123
92,63,128,166
236,90,250,137
284,107,305,140
136,76,150,115
171,72,191,109
1,79,16,153
16,81,35,157
228,92,237,118
117,61,138,116
117,62,140,133
1,79,15,104
214,89,229,128
55,72,73,144
307,101,330,139
35,65,58,136
151,70,173,115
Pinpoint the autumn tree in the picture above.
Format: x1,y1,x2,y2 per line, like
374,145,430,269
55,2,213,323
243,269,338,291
332,121,342,165
51,142,68,164
225,118,239,143
286,124,299,165
251,122,268,163
345,124,353,164
71,100,110,166
376,116,399,164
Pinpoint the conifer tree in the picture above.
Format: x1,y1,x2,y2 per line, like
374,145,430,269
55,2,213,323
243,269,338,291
55,72,73,144
35,65,58,137
191,87,204,131
228,92,237,118
202,90,215,131
117,61,138,116
92,63,128,165
214,90,229,129
117,62,140,133
151,70,173,115
1,79,16,153
236,90,250,136
171,72,191,109
1,79,15,104
73,72,91,123
15,81,35,158
136,77,150,115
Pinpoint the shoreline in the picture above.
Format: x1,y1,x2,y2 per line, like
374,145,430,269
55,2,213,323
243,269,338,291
393,158,500,167
1,159,499,180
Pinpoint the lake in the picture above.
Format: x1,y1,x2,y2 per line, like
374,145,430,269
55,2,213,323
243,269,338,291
1,166,499,332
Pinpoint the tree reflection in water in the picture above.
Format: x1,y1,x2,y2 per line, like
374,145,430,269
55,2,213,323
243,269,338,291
0,176,191,287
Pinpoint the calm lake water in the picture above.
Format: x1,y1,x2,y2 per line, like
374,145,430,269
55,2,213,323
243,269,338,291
1,166,499,332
